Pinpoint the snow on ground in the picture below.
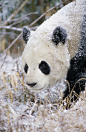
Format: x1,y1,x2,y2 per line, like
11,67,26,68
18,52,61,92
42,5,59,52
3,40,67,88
0,55,86,132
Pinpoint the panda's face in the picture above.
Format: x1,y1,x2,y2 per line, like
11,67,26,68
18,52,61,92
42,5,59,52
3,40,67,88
22,26,70,93
24,60,50,92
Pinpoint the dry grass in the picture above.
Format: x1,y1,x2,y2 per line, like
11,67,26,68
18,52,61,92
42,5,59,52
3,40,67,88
0,55,86,132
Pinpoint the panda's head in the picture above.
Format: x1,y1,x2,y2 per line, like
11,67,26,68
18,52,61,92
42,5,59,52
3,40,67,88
22,26,70,93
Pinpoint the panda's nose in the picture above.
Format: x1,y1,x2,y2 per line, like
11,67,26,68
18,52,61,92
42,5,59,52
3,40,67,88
27,83,37,87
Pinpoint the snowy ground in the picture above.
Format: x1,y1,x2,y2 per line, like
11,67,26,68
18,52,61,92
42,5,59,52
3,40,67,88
0,55,86,132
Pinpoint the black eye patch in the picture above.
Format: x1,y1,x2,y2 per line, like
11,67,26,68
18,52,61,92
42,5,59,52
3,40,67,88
24,63,28,73
39,61,50,75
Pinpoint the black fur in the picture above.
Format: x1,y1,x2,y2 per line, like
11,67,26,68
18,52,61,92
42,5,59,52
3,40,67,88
39,61,50,75
23,26,30,43
24,63,28,74
63,14,86,101
52,26,67,45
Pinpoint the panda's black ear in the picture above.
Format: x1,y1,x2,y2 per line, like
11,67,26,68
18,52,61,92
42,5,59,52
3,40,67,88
23,26,31,43
52,26,67,45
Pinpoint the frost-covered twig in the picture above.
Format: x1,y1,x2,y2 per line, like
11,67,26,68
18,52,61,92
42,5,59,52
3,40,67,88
9,105,18,119
3,0,29,26
0,32,17,36
10,12,39,27
29,101,38,115
0,26,22,32
0,26,38,32
9,12,38,22
29,94,39,115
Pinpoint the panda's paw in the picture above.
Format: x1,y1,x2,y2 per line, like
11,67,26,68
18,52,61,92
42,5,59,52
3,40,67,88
52,26,67,45
23,26,31,43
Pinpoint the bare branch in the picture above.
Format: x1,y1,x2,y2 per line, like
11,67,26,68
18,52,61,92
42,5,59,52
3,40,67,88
0,26,22,32
3,0,29,26
0,31,16,35
9,12,38,22
10,12,39,27
0,25,38,32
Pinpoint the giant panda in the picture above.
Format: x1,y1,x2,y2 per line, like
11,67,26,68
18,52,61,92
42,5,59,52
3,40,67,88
22,0,86,101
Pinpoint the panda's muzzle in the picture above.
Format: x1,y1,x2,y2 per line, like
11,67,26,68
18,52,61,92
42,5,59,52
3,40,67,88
26,83,37,87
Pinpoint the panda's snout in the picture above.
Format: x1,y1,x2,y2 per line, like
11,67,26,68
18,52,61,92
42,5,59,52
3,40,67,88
26,82,37,87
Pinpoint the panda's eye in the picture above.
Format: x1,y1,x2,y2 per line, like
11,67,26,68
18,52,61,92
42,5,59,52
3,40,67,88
24,63,28,73
39,61,50,75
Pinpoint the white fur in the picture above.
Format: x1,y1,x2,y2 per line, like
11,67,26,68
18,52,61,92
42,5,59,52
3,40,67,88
22,42,69,92
22,0,85,92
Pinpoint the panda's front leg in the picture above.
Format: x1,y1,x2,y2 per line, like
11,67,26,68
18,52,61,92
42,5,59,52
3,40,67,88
63,52,86,102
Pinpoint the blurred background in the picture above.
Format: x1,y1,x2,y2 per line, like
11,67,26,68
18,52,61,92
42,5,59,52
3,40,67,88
0,0,73,57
